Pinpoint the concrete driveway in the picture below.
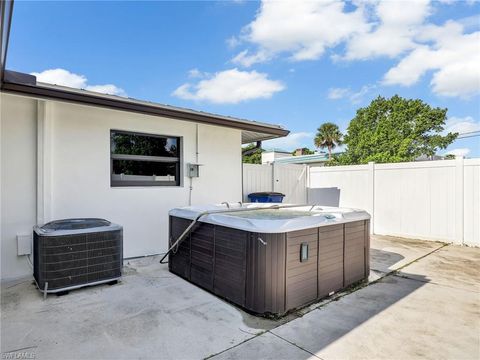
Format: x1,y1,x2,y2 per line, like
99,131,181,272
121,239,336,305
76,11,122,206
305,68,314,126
1,235,479,360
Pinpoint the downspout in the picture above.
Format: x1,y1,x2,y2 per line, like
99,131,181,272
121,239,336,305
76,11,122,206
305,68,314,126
241,141,262,156
37,100,53,225
241,140,244,202
196,123,199,164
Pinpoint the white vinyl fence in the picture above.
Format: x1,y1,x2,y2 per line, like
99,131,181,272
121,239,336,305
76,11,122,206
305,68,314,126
242,163,307,204
243,159,479,246
309,158,479,246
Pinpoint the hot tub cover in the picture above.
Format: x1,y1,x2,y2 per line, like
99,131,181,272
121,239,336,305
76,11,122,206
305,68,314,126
169,203,370,233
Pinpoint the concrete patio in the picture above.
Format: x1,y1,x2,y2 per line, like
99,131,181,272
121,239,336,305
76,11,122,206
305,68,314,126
1,235,479,360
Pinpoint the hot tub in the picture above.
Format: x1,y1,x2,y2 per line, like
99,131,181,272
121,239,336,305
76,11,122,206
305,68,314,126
168,203,370,316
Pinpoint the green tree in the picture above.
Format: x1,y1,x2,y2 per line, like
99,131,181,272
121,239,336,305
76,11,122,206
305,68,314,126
314,123,343,159
337,95,457,164
242,143,263,164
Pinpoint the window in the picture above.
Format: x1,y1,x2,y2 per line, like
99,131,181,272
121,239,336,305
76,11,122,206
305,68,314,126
110,130,181,186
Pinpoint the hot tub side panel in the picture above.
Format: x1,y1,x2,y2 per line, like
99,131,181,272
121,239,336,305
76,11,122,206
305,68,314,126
169,216,192,280
365,220,370,277
190,222,215,291
285,228,318,310
213,226,248,306
317,224,344,298
344,220,368,287
245,233,286,315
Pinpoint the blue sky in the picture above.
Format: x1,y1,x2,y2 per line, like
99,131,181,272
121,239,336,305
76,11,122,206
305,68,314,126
7,0,480,157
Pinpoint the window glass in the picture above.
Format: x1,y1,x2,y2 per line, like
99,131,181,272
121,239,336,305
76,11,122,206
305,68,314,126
110,130,180,186
111,131,178,157
112,160,177,181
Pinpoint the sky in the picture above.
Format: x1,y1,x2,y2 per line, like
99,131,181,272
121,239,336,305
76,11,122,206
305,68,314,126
7,0,480,158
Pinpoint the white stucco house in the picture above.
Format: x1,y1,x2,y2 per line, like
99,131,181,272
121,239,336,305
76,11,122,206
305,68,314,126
0,3,289,280
0,75,288,281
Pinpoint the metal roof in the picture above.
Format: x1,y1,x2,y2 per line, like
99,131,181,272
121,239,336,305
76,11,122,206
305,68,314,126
263,148,292,154
274,153,330,164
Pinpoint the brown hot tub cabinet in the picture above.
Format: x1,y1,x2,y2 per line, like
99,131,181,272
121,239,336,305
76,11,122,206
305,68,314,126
168,215,370,316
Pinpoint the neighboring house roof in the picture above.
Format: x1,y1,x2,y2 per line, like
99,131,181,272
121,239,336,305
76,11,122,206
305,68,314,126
274,153,330,164
263,148,292,154
1,71,289,144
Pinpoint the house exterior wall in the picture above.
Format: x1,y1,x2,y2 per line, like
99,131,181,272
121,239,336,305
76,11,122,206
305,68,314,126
1,94,38,279
1,93,242,280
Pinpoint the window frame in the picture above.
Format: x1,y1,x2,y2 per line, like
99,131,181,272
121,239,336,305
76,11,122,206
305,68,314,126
110,129,181,187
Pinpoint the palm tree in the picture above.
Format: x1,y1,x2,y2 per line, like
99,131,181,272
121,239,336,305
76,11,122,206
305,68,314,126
314,123,343,159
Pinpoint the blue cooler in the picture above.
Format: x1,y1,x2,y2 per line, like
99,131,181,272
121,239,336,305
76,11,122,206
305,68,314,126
248,192,285,203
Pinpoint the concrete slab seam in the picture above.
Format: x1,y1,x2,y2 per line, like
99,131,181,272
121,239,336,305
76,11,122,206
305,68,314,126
203,331,268,359
392,273,480,294
268,331,325,360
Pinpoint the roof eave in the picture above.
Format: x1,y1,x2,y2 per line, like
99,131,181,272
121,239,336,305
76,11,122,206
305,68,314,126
1,79,290,142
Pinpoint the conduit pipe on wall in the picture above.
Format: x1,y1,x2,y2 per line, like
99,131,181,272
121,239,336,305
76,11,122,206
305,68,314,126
188,124,199,206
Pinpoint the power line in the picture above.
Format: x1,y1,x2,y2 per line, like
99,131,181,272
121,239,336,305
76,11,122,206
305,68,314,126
457,132,480,140
457,130,480,135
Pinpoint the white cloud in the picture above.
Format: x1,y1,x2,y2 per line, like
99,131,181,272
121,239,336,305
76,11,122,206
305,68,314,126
226,36,241,49
31,68,126,96
172,68,285,104
188,69,201,78
263,132,313,150
31,68,87,88
188,68,209,79
445,148,471,157
328,87,351,100
383,21,480,98
327,84,376,104
344,0,431,60
350,85,376,104
232,49,271,67
232,0,369,66
85,84,126,96
232,0,431,65
231,1,480,99
457,14,480,30
444,116,480,135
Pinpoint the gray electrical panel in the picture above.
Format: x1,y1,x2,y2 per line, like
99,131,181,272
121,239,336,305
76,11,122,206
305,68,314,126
187,163,201,178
